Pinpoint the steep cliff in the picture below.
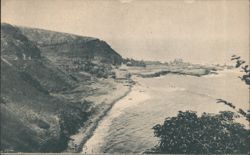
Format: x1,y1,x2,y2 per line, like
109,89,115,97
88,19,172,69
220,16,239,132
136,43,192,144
19,26,123,65
0,23,123,152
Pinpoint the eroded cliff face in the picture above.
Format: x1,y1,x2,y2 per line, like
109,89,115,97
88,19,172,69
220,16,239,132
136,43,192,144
0,23,122,152
19,26,123,66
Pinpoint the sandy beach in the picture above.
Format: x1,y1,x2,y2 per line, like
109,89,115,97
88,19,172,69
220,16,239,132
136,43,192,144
82,81,151,153
66,77,132,152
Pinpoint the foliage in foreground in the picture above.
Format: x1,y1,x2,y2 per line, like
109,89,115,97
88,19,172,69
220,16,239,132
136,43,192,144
231,55,250,86
148,111,249,154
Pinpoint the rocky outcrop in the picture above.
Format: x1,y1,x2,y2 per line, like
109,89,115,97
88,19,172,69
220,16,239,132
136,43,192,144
139,68,212,78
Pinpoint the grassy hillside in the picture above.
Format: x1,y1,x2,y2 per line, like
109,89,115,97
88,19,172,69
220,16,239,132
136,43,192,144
19,26,123,66
0,23,123,152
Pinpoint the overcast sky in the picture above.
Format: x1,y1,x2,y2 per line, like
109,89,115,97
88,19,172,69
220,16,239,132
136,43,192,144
2,0,249,64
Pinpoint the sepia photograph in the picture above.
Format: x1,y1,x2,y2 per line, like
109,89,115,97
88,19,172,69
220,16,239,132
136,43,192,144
1,0,249,154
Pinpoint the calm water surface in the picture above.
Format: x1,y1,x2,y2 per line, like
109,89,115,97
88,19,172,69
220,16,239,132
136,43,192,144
83,70,249,153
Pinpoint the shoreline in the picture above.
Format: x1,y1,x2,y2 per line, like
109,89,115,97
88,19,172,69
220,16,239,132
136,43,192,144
65,79,133,153
65,68,238,153
81,70,249,153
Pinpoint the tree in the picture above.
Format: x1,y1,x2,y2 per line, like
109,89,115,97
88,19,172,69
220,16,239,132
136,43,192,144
148,111,249,154
231,55,250,86
216,56,250,121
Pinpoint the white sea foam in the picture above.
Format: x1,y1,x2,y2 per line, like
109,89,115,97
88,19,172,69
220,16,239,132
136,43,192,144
83,87,151,153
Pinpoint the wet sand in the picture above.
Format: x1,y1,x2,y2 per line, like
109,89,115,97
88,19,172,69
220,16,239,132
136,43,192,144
82,84,151,153
66,78,132,152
